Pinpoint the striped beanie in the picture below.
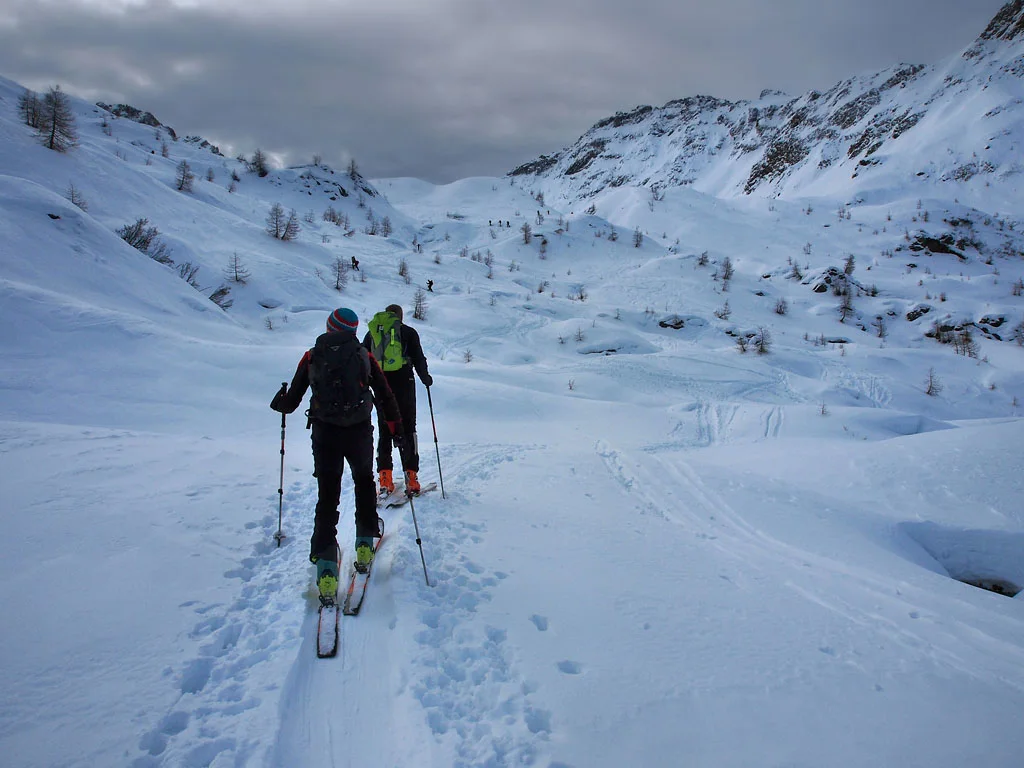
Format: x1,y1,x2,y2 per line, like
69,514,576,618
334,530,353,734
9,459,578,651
326,307,358,333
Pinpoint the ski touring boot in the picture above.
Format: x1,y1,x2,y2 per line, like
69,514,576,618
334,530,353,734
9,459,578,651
378,469,395,497
354,536,375,574
314,549,340,605
405,470,421,495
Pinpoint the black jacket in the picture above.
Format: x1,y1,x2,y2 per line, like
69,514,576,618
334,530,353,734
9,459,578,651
362,323,430,384
271,335,402,428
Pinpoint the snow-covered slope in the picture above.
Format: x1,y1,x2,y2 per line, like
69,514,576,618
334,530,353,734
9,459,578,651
511,1,1024,212
2,23,1024,768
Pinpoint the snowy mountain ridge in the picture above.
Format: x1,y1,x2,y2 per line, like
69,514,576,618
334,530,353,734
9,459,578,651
511,1,1024,208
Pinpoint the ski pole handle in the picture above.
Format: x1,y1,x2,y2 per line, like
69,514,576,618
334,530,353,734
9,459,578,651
278,382,287,448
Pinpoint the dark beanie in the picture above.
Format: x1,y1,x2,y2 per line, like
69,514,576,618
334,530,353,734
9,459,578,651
326,307,359,333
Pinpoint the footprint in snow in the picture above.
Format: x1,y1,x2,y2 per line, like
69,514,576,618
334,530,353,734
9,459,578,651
557,660,582,675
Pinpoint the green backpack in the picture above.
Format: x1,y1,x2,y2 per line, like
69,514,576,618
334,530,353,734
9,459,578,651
368,310,406,372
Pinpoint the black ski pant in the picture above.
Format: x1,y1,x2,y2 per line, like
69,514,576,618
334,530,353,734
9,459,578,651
376,369,419,473
309,418,378,561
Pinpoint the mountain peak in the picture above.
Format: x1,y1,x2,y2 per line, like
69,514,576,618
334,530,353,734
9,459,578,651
978,0,1024,43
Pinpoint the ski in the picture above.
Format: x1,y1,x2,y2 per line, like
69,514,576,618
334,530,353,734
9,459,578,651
316,551,342,659
343,527,385,616
376,482,405,509
316,603,339,658
385,482,438,508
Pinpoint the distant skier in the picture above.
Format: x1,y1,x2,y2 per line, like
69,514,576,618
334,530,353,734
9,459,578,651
351,256,359,271
427,279,434,293
363,304,433,497
271,308,403,596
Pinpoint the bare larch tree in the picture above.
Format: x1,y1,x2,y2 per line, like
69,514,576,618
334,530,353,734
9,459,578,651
40,86,78,152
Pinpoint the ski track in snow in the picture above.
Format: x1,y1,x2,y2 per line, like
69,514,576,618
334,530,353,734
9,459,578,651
434,309,551,364
598,439,1024,697
695,401,738,447
131,480,314,768
821,359,893,408
132,446,554,768
646,400,787,451
401,443,554,767
132,435,1024,768
269,444,554,768
761,404,785,439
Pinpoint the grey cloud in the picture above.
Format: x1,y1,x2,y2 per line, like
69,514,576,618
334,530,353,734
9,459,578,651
0,0,1008,182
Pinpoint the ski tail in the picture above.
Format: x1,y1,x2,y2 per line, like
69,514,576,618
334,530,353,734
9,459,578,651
316,603,339,658
315,549,342,658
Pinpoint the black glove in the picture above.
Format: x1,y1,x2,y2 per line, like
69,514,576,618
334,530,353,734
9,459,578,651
270,383,288,413
421,373,433,387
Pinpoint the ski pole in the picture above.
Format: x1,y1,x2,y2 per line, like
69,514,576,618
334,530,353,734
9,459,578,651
274,382,287,547
426,386,446,499
407,492,431,587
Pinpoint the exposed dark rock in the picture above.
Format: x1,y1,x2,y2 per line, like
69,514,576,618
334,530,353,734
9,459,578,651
880,64,926,91
565,141,607,175
830,89,881,130
594,105,654,130
891,111,923,139
908,234,968,261
184,135,222,156
810,266,860,296
745,138,809,193
97,102,176,139
662,95,733,119
978,1,1024,42
509,154,560,177
658,316,686,329
906,305,933,322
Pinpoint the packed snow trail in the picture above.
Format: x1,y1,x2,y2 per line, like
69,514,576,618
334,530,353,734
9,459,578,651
273,443,553,767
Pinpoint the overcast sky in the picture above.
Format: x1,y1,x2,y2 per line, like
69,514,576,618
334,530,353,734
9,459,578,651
0,0,1009,183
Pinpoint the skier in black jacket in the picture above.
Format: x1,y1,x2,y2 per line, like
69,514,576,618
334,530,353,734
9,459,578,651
362,303,432,496
271,307,403,596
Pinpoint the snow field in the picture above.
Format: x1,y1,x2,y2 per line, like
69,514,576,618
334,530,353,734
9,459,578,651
2,70,1024,767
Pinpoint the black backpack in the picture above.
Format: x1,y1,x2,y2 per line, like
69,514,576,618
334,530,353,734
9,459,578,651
307,332,373,426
